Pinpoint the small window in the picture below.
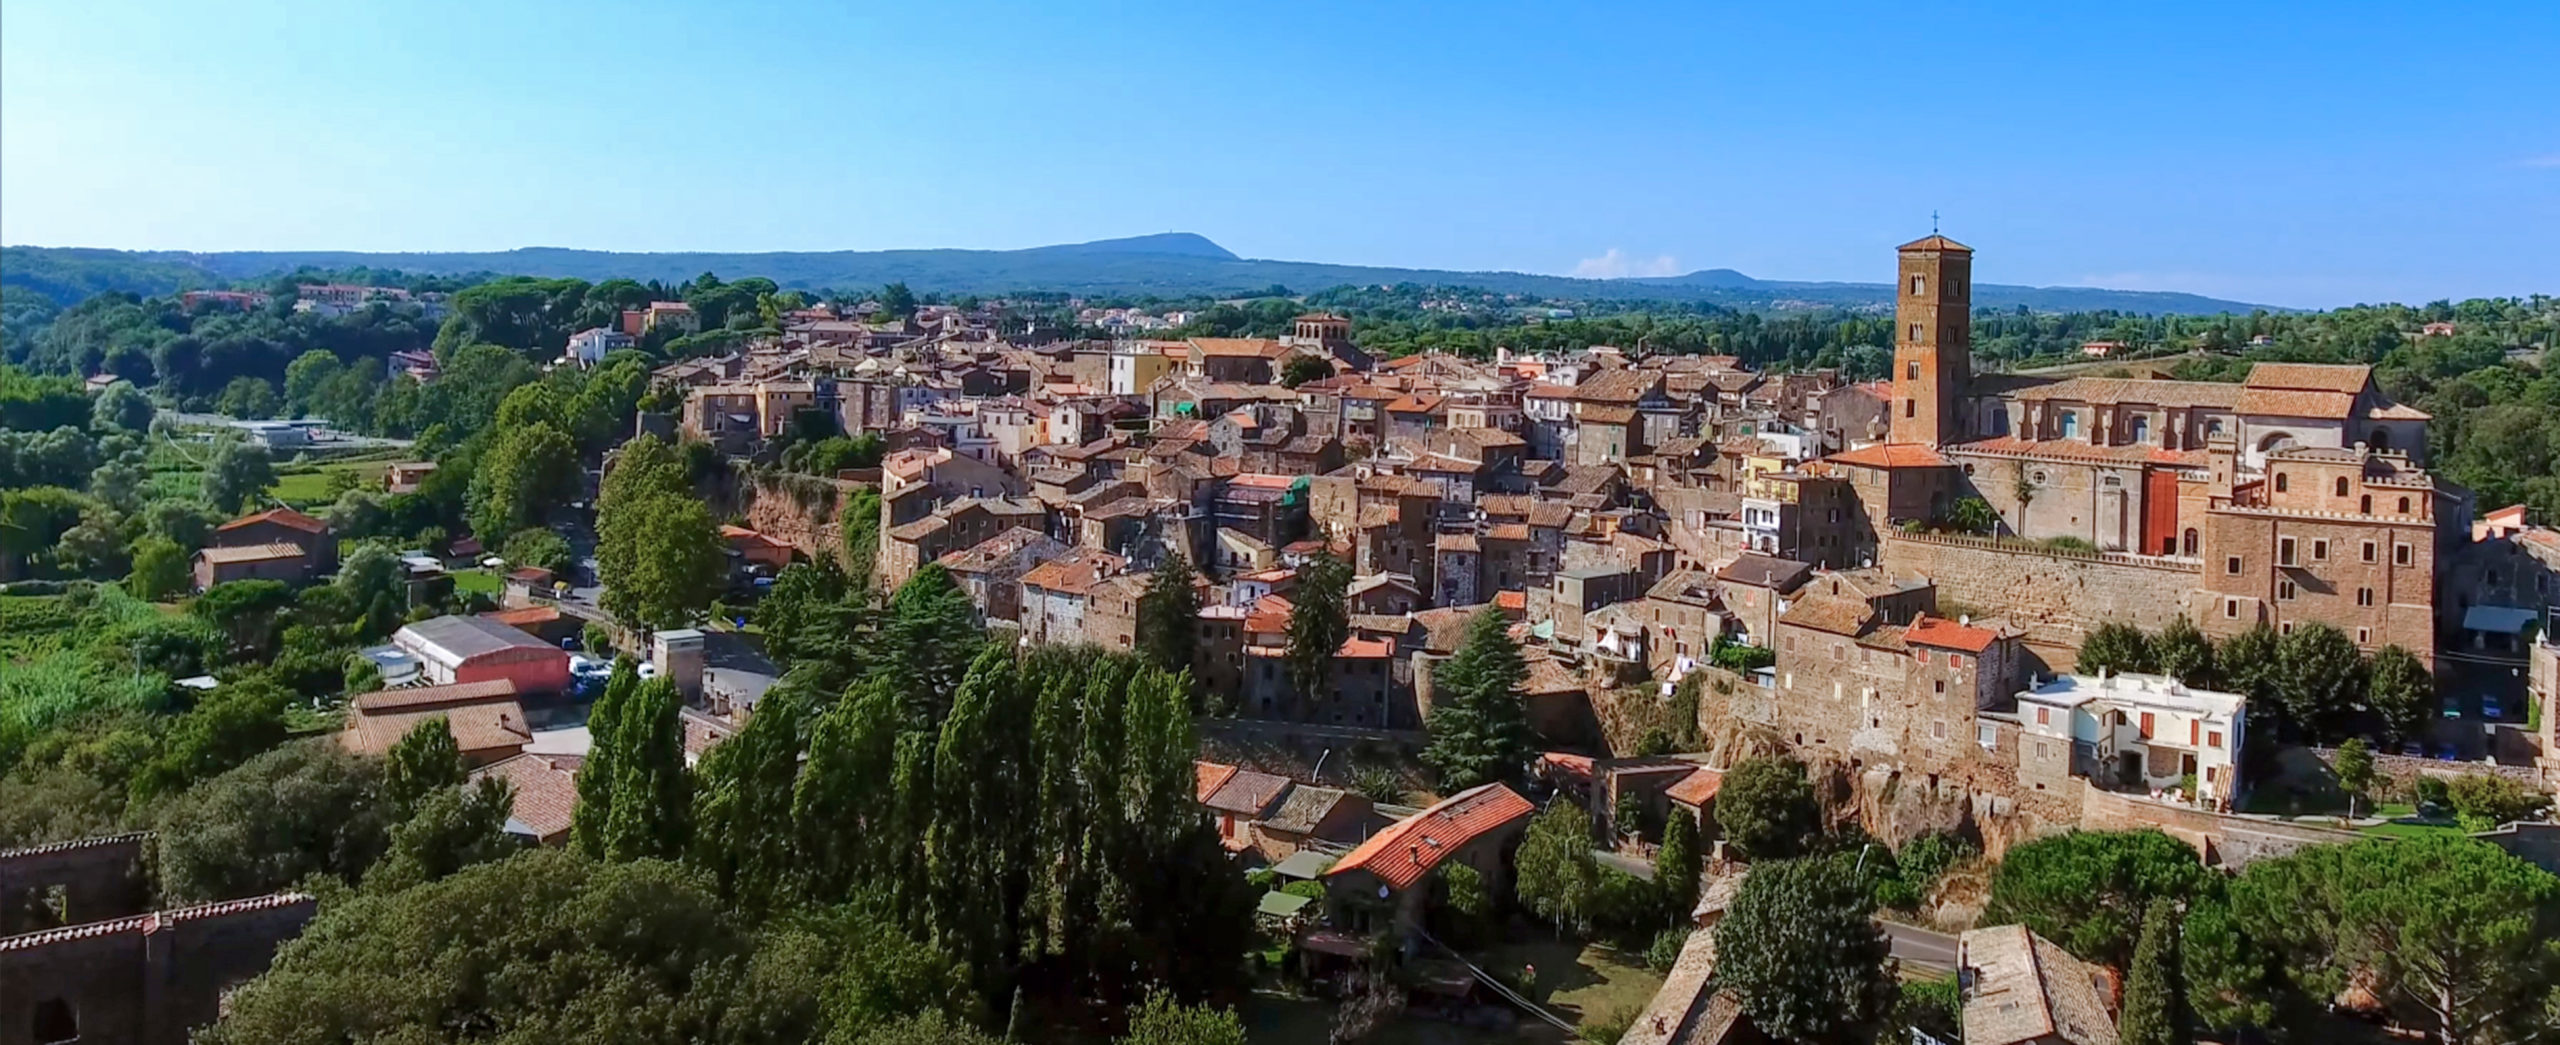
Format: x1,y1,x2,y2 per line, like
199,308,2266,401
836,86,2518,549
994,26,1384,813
2190,720,2200,745
2362,540,2377,563
1909,323,1923,342
1907,360,1921,380
2278,579,2296,600
2357,627,2372,645
2274,472,2289,493
1917,650,1931,665
2036,707,2051,726
2038,740,2050,759
2207,730,2223,748
1931,721,1948,740
2224,598,2239,618
2394,544,2412,566
1934,679,1946,696
1911,275,1926,295
2278,538,2296,566
2334,476,2349,497
2360,494,2372,514
2398,497,2411,513
1904,399,1916,418
2140,712,2155,737
2226,556,2243,575
2280,621,2295,635
2357,587,2373,606
2312,539,2328,561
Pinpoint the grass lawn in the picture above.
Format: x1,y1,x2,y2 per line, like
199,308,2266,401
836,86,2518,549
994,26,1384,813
1242,935,1663,1045
452,570,502,596
2361,819,2466,840
268,458,390,508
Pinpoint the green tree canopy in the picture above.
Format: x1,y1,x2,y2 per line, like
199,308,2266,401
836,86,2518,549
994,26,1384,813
1513,802,1600,933
1135,552,1202,683
1421,608,1533,791
2275,623,2364,741
2227,834,2560,1045
1982,829,2218,969
1716,755,1821,860
2075,621,2154,676
1711,855,1897,1045
1284,551,1350,701
2117,897,2188,1045
152,739,394,903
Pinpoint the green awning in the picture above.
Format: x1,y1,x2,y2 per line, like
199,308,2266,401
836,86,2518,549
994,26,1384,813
1257,891,1316,918
1273,850,1336,880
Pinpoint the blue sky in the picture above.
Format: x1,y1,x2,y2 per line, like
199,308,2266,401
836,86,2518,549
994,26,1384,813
3,1,2554,308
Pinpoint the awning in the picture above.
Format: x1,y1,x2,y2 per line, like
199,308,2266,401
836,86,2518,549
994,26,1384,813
1257,891,1315,919
2463,605,2539,635
1273,850,1336,880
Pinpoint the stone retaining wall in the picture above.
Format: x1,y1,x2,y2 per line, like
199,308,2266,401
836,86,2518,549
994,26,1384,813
1880,531,2202,666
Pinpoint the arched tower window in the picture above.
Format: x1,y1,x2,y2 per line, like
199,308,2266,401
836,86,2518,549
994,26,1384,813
2274,472,2288,492
2360,494,2372,514
2182,529,2199,556
2334,477,2349,497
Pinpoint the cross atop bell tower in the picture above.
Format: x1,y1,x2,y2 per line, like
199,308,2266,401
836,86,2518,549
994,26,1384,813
1889,233,1973,446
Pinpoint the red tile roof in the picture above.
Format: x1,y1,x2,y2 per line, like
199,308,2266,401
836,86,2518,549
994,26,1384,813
1494,590,1526,612
217,506,326,534
1949,436,2204,468
1825,443,1950,469
1898,234,1973,253
2243,362,2371,394
1327,783,1535,893
1666,767,1723,808
1195,761,1240,803
1904,612,1998,653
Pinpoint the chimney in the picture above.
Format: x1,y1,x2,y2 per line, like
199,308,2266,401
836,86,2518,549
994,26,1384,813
1959,614,1971,627
1409,843,1421,865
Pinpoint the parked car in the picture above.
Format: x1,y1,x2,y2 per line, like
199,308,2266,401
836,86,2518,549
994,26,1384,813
561,635,582,652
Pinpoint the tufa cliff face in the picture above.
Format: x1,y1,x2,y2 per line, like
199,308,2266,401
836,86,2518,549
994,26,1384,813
736,470,868,560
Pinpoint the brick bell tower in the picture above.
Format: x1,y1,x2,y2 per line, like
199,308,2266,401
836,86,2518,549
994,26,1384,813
1888,233,1973,446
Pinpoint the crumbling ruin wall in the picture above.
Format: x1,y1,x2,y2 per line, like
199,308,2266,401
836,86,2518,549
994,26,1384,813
0,833,149,936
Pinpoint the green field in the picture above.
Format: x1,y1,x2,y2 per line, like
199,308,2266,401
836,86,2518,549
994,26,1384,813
139,437,399,509
1241,937,1663,1045
452,569,503,596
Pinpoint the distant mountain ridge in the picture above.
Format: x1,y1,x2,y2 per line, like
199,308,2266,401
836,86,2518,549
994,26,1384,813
0,233,2272,314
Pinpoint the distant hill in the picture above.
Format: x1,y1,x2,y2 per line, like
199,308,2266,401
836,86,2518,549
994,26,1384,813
0,234,2272,314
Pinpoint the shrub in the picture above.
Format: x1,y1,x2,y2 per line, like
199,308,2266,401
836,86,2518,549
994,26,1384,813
1646,927,1693,971
2448,773,2548,832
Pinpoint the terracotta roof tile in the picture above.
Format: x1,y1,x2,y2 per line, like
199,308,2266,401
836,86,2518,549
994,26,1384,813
217,507,326,534
1195,761,1240,803
1326,783,1534,893
1826,443,1951,469
1903,612,1998,653
2243,362,2371,394
1666,767,1722,807
1204,769,1293,816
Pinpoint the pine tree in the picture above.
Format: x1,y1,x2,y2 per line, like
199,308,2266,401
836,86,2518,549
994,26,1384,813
382,715,464,817
1421,609,1533,790
879,563,986,725
2118,898,2188,1045
1284,552,1351,701
570,658,640,858
1135,552,1202,681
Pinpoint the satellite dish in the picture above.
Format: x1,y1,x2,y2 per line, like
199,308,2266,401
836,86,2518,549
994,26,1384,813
1377,885,1390,899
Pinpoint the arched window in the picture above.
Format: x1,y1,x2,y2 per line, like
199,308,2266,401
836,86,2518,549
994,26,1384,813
2274,472,2288,492
2334,477,2350,497
1989,410,2010,436
2360,494,2372,514
2398,496,2411,514
2182,529,2199,556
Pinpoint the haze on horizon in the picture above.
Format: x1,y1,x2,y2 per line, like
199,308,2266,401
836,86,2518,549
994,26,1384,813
2,0,2554,310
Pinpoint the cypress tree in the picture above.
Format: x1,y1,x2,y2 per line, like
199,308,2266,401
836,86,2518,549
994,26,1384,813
1284,552,1351,701
690,668,815,911
600,677,692,862
570,658,639,858
2119,897,2189,1045
1135,552,1202,683
1656,809,1702,925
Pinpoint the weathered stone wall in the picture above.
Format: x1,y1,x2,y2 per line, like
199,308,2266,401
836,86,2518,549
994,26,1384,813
2079,785,2361,867
1880,531,2201,667
0,891,315,1045
0,833,148,935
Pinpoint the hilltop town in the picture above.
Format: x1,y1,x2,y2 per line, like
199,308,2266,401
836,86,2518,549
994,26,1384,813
5,235,2559,1045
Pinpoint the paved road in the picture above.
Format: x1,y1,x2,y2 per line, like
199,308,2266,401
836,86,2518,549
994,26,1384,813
1882,920,1959,970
